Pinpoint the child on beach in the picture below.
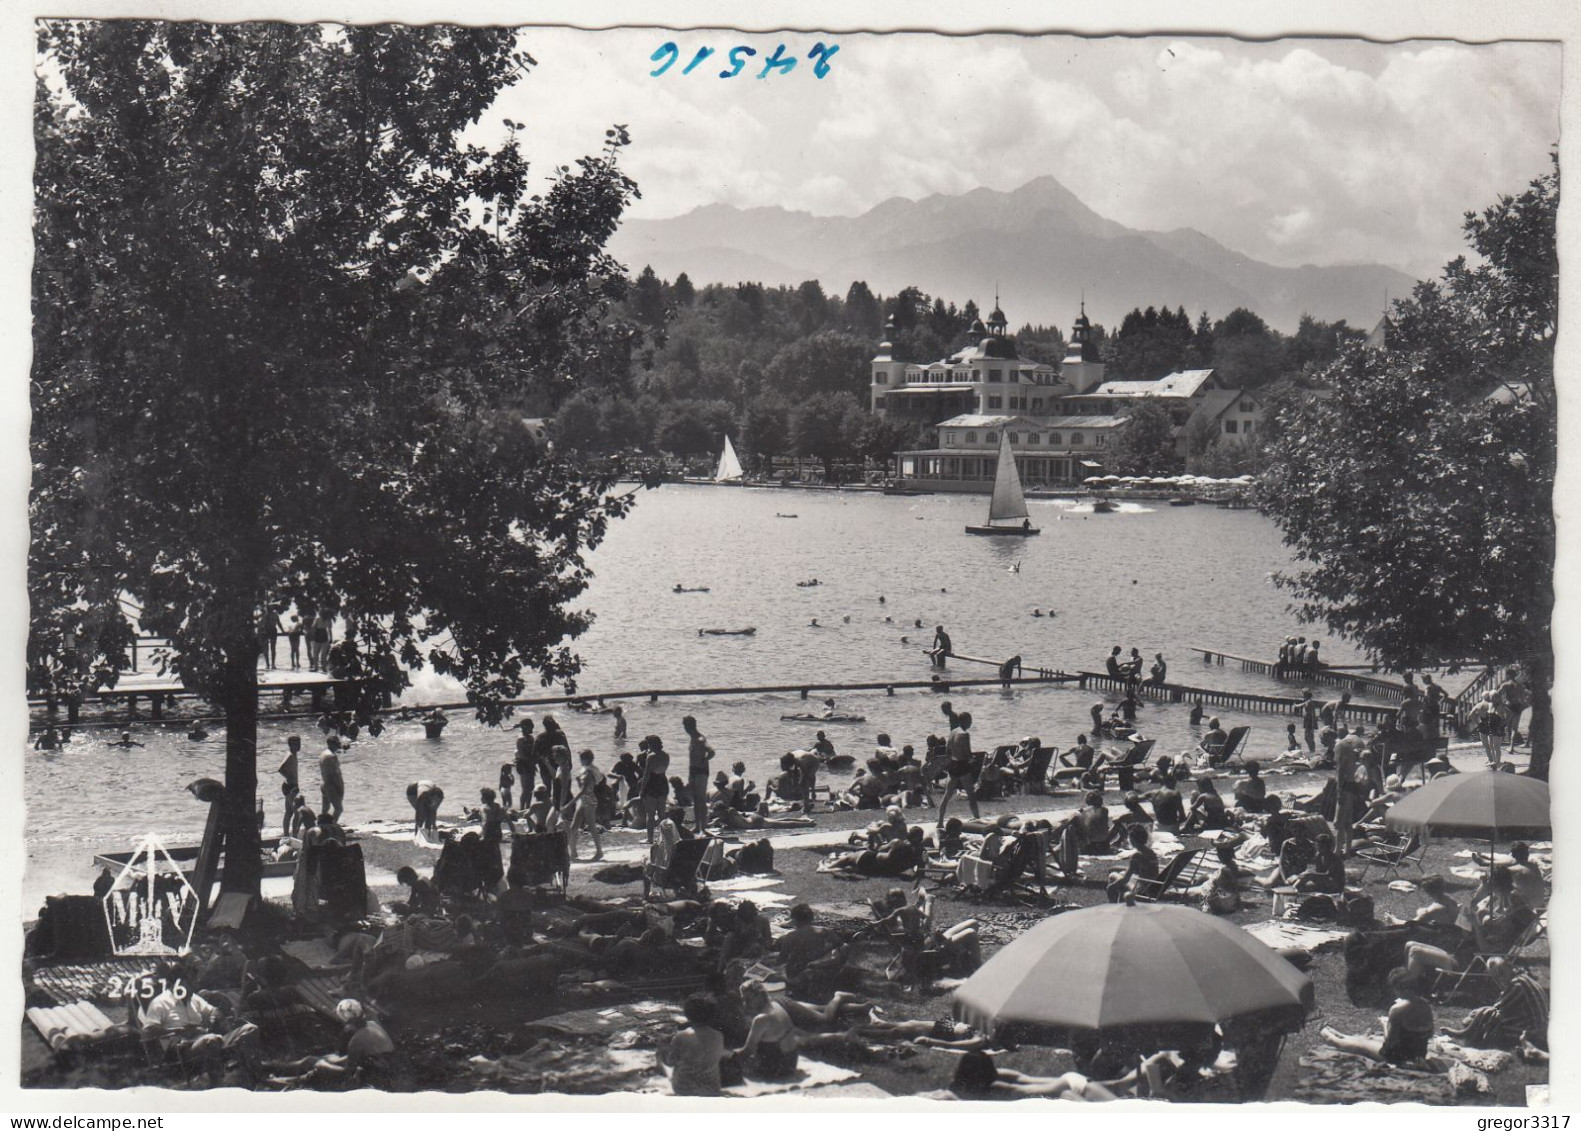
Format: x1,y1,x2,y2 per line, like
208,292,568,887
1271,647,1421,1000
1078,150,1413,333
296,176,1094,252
498,763,515,810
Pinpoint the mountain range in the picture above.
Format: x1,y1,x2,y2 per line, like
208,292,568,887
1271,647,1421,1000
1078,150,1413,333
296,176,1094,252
608,176,1417,333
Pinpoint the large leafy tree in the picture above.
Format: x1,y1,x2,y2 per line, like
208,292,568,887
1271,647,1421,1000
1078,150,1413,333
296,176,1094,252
1259,156,1556,776
32,21,643,892
1104,399,1182,477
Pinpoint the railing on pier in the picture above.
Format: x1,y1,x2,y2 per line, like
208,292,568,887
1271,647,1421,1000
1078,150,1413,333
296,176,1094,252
1190,646,1408,702
1075,670,1401,726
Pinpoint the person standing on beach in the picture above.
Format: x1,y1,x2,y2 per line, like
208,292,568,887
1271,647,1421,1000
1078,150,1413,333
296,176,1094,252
278,735,301,835
319,734,345,821
514,717,536,804
535,714,566,796
310,610,334,671
1296,691,1318,754
258,605,282,670
286,611,303,671
938,710,981,825
682,715,715,832
568,749,605,861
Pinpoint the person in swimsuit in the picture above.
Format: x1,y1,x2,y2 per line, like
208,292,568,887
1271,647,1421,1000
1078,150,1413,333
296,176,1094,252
949,1050,1117,1100
930,625,953,667
568,749,605,861
735,981,800,1079
682,715,715,832
611,704,627,742
658,994,726,1097
319,734,345,821
406,780,443,834
1107,824,1160,902
497,763,515,810
1321,970,1434,1064
937,711,980,825
636,736,670,843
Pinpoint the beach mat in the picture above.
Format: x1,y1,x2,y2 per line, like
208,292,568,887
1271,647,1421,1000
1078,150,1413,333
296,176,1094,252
1245,920,1351,954
524,1001,685,1037
280,938,341,970
1294,1044,1450,1104
641,1057,858,1097
25,1001,125,1050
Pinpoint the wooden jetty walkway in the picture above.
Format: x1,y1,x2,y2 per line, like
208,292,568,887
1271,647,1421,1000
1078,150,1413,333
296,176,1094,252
1190,646,1412,701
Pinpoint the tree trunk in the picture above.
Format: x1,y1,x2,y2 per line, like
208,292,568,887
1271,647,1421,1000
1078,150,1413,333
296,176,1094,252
1525,654,1552,781
220,641,263,894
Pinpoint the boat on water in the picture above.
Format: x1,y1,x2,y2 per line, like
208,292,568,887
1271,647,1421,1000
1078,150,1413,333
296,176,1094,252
965,433,1040,536
699,627,756,636
715,435,744,483
1168,498,1197,507
94,839,297,882
1091,497,1117,514
780,712,867,724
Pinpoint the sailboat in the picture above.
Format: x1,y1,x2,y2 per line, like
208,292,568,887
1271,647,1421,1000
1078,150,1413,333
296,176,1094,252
714,435,744,483
966,431,1040,536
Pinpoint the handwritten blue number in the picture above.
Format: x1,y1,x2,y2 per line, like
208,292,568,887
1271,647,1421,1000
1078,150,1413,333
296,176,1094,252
720,46,757,79
650,42,678,77
808,42,840,78
757,43,796,79
682,46,715,75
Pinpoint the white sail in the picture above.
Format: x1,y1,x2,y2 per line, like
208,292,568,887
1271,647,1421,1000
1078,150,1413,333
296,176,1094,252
986,430,1029,523
715,435,744,481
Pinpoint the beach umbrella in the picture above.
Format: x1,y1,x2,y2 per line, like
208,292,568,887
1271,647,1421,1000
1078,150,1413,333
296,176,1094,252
952,903,1313,1036
1082,476,1103,486
1385,768,1550,842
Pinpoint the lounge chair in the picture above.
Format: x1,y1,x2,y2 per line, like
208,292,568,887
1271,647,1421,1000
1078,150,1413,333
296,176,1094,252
1015,745,1057,794
1132,847,1211,903
1353,831,1425,882
1435,908,1546,1000
507,831,571,896
642,836,711,899
1214,726,1252,766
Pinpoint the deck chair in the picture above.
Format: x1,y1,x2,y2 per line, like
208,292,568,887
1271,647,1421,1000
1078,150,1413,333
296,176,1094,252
1214,727,1252,767
1098,739,1156,777
1436,908,1546,999
507,831,570,895
1353,831,1426,882
1019,746,1057,794
643,835,711,899
1132,847,1210,903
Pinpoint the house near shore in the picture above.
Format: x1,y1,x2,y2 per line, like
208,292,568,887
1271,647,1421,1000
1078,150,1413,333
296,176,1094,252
875,303,1267,491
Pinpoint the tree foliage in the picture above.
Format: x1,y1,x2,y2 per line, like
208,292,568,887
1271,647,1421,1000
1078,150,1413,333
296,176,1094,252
31,21,643,890
1259,156,1556,776
1103,400,1182,477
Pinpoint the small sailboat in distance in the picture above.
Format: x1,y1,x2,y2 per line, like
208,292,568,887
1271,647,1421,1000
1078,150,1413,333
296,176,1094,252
715,435,744,483
966,431,1040,536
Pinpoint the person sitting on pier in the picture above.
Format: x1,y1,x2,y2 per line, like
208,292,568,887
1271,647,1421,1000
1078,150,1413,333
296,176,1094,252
1106,646,1125,680
1179,777,1230,833
1125,647,1145,684
1149,653,1168,685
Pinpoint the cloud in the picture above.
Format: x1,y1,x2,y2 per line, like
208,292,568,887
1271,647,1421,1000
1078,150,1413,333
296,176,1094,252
485,30,1558,278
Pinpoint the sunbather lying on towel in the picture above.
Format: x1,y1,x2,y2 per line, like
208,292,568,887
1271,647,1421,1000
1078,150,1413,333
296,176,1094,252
261,999,394,1087
709,801,816,831
819,827,925,877
947,1050,1118,1100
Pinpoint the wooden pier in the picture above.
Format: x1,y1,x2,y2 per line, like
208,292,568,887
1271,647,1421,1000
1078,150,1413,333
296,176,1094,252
1190,647,1413,702
1074,670,1403,726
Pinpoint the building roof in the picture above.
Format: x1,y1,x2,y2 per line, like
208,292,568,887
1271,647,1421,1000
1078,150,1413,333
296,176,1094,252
937,414,1038,429
1035,415,1130,429
1086,369,1217,399
1194,388,1261,422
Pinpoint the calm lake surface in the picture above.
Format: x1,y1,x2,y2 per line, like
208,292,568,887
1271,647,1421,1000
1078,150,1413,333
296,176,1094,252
24,486,1372,907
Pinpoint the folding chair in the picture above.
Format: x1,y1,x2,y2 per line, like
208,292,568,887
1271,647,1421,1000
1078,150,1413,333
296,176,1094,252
1435,908,1545,1000
507,831,571,896
1352,831,1425,882
643,836,711,899
1132,848,1210,903
1215,727,1252,767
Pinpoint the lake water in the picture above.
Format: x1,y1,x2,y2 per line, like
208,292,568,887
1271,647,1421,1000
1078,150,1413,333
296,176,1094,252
23,485,1371,907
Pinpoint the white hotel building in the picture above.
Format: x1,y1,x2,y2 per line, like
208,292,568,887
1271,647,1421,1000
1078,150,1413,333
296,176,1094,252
870,304,1262,491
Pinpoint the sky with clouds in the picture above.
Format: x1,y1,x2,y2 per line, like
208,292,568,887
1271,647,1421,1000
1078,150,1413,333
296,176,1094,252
479,30,1558,278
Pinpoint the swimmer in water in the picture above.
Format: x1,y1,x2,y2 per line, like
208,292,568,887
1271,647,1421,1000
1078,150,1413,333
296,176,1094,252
809,618,821,628
883,615,893,623
914,618,924,629
878,595,885,604
189,720,210,741
111,730,144,749
842,615,850,624
1032,609,1043,617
